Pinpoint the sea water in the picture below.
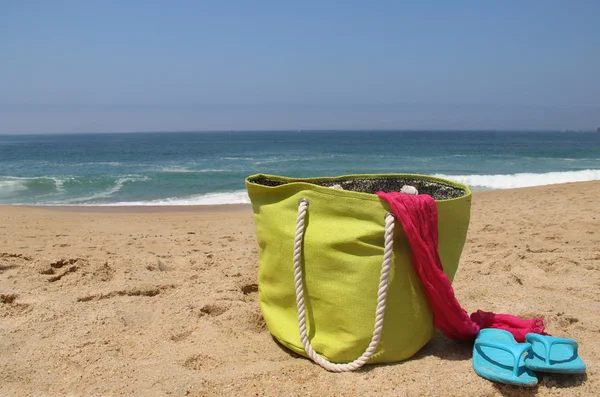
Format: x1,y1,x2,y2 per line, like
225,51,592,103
1,130,599,205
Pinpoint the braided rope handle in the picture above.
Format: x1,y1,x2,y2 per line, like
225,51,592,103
293,198,395,372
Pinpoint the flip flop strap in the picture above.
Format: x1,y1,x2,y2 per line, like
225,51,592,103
526,334,578,365
475,340,531,377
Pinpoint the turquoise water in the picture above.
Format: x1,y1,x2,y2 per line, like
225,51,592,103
1,131,599,205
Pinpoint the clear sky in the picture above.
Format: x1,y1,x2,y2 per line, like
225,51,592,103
1,0,599,133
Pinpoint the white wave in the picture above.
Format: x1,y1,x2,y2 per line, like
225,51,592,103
157,166,195,173
70,162,124,167
435,169,600,189
221,156,256,161
222,154,338,164
80,190,250,206
0,176,64,194
156,166,228,173
49,177,67,191
62,176,150,203
0,179,29,194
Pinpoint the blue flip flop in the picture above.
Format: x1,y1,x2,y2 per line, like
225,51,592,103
473,329,538,386
524,333,586,374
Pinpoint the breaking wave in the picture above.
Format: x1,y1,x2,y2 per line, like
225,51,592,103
436,169,600,189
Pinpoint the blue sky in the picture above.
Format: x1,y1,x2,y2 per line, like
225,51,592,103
1,0,599,133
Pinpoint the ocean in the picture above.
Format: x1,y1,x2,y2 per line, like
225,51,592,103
1,130,599,206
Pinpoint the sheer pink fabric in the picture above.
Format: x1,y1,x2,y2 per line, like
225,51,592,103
377,191,546,342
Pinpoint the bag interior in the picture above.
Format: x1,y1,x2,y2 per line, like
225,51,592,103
248,175,467,200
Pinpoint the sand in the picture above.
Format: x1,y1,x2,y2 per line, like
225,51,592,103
0,182,599,396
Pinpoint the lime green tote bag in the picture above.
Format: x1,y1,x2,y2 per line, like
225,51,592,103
246,173,471,371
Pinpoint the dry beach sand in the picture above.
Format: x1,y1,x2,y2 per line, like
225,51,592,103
1,182,599,396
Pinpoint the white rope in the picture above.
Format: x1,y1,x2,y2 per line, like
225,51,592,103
293,198,395,372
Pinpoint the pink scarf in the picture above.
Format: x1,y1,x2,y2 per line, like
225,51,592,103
377,191,546,342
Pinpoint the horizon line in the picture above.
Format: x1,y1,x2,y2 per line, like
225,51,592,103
0,128,597,136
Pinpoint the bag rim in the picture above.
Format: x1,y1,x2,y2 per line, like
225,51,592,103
245,173,472,203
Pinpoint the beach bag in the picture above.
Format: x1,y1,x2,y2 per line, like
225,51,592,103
245,173,472,371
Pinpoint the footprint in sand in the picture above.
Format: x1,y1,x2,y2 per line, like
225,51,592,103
38,258,84,282
0,252,32,261
170,329,194,342
0,294,32,317
526,245,558,253
182,354,221,371
246,308,267,333
556,312,580,328
199,303,229,317
39,258,116,283
0,252,32,273
241,283,258,295
92,262,115,281
535,257,581,273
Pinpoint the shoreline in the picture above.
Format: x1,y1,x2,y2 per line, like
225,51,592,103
12,203,253,213
1,180,598,213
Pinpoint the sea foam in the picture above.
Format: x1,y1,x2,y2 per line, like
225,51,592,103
435,169,600,190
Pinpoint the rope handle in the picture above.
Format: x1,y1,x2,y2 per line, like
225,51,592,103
293,198,395,372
